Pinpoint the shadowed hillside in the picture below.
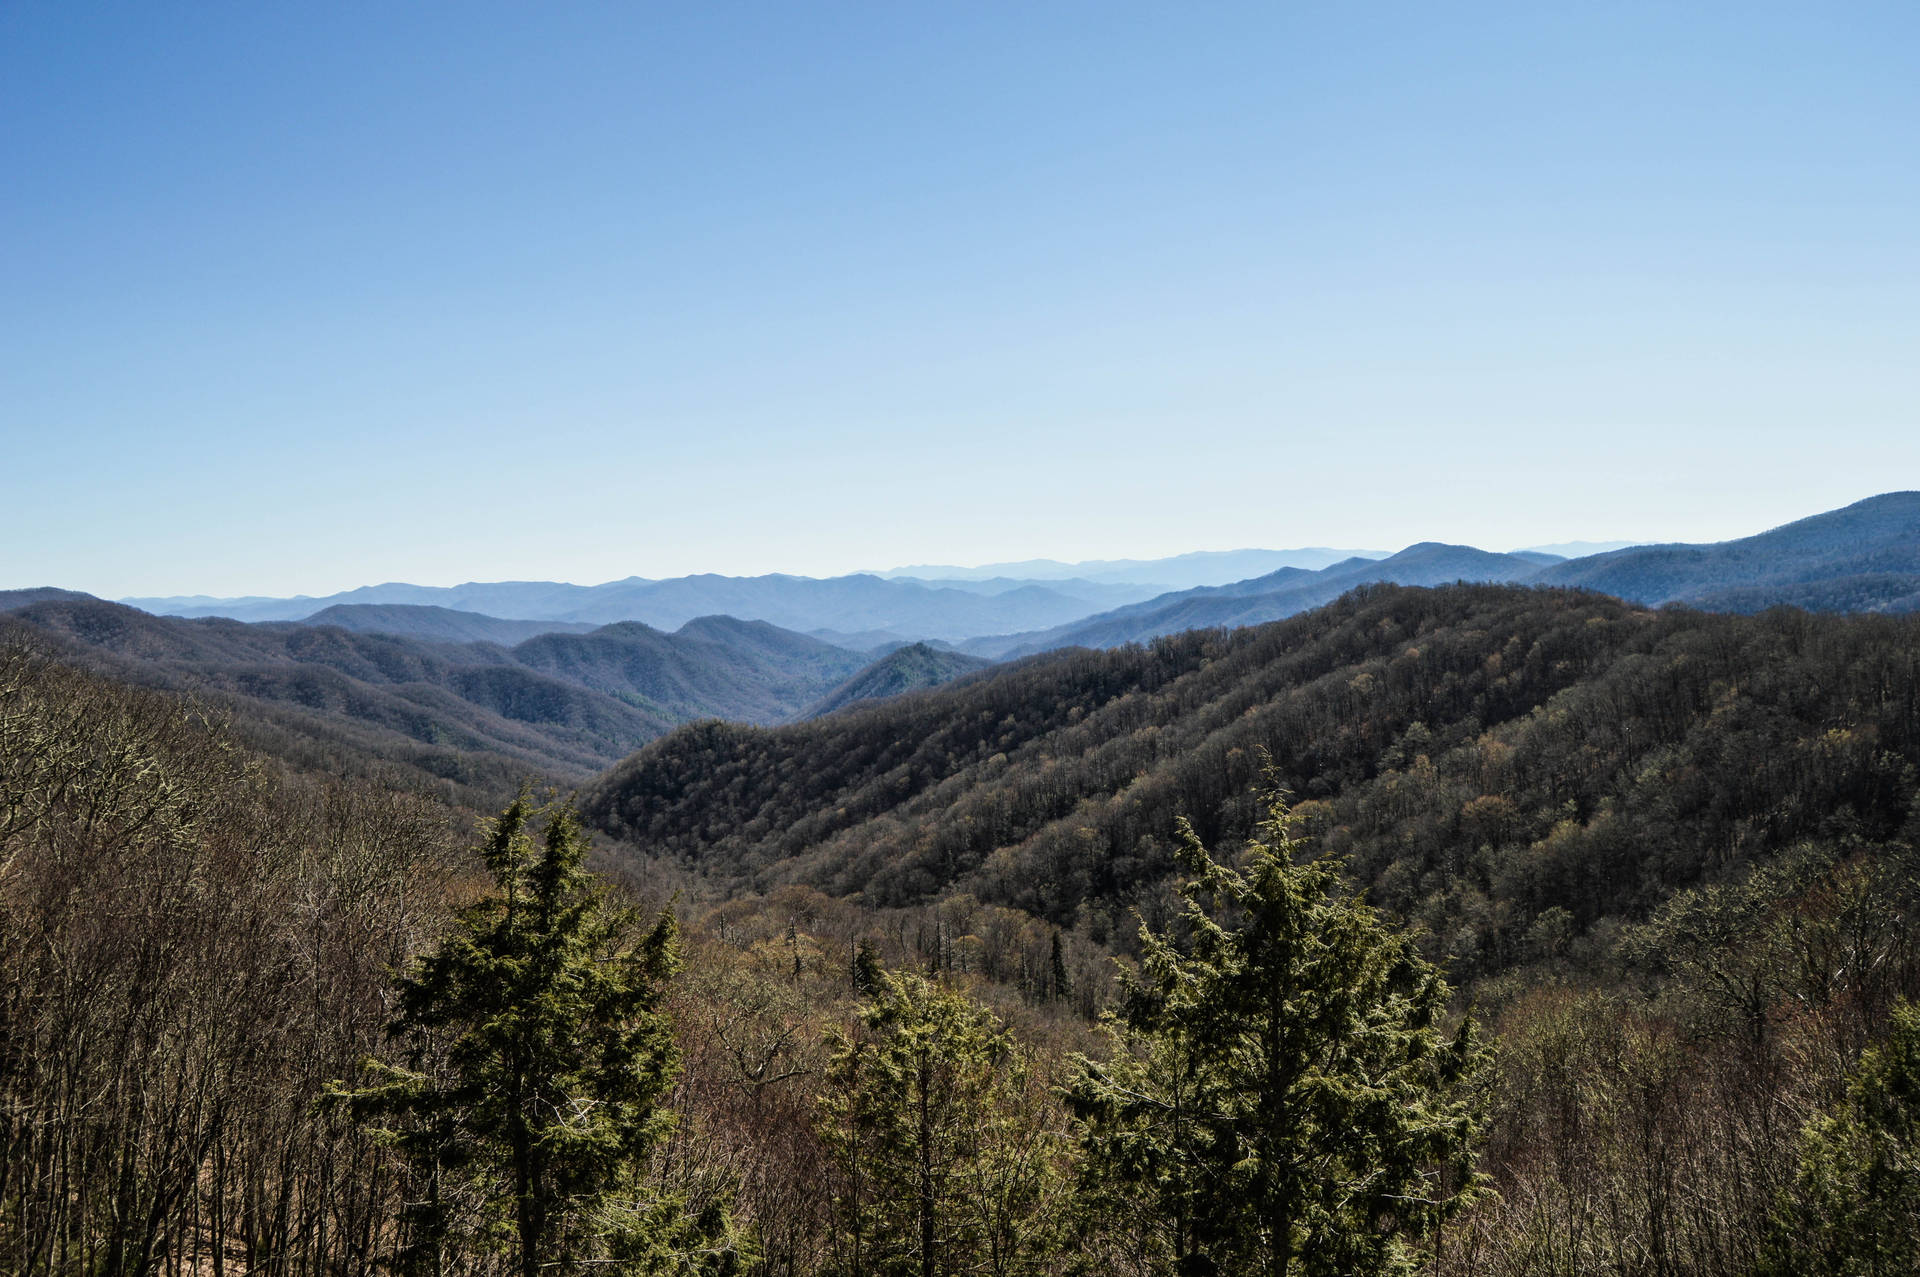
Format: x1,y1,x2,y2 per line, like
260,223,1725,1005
585,583,1920,987
799,642,993,719
0,587,94,612
2,599,869,794
299,603,598,644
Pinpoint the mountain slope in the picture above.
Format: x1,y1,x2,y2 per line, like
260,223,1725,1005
510,616,867,722
0,587,95,612
299,604,597,644
799,643,993,719
2,599,670,785
1534,491,1920,609
967,543,1547,655
583,583,1920,986
2,600,869,792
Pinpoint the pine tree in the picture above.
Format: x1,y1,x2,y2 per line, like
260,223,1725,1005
1048,932,1071,1004
820,971,1063,1277
853,938,884,996
1064,787,1486,1277
334,796,737,1275
1767,1000,1920,1276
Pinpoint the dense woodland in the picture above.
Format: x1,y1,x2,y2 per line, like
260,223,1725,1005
0,599,892,800
7,582,1920,1274
587,585,1920,960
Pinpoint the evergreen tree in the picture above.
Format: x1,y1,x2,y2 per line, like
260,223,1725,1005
1048,932,1071,1004
853,938,884,996
820,971,1063,1277
335,796,737,1276
1064,787,1486,1277
1768,1000,1920,1276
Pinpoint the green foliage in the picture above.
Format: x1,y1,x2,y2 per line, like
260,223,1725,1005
852,939,885,996
335,796,742,1276
1048,931,1072,1003
1768,1001,1920,1276
1065,788,1486,1276
819,971,1066,1277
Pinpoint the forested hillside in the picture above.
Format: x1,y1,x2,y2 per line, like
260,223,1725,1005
0,598,869,794
0,587,93,612
575,582,1920,1271
588,584,1920,983
799,641,993,718
10,583,1920,1274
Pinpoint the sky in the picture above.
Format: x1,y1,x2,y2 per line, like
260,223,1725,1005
3,2,1917,598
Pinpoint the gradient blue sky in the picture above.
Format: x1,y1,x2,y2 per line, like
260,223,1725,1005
4,2,1916,597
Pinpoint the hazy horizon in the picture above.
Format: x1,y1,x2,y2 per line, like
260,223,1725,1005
0,509,1843,602
81,528,1761,605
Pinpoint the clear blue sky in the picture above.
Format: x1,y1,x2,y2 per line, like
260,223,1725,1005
4,2,1916,597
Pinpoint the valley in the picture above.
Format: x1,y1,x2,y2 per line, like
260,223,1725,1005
6,493,1920,1276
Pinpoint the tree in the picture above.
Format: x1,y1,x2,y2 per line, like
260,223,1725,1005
1064,787,1486,1277
1768,999,1920,1277
853,939,884,996
335,796,737,1276
1048,932,1072,1004
819,970,1064,1277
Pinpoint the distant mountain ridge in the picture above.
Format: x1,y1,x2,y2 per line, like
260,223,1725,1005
299,604,598,644
1535,491,1920,610
962,495,1920,654
965,543,1552,656
0,599,871,791
799,643,993,720
1515,540,1642,558
877,546,1385,589
64,492,1920,661
121,573,1160,643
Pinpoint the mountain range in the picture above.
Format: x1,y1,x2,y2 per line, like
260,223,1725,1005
873,546,1386,588
1534,492,1920,611
963,492,1920,654
962,542,1555,656
0,598,966,796
6,492,1916,797
120,572,1164,642
300,603,601,644
107,495,1918,652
